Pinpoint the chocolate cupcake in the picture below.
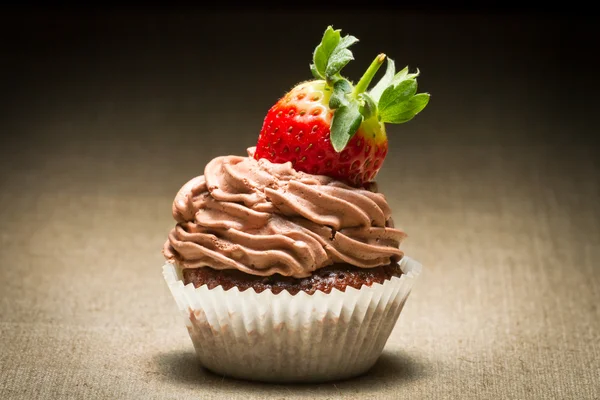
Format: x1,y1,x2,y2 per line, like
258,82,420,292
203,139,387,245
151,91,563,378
162,148,422,382
161,25,428,383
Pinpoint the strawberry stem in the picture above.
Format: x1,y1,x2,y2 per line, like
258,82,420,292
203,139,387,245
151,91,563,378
352,53,386,98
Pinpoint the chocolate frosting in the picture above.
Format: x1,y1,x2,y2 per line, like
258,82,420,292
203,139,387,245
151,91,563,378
163,147,406,278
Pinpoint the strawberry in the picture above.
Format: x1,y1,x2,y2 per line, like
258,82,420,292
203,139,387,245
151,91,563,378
254,26,430,186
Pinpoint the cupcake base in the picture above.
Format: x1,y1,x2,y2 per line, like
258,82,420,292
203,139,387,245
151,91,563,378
182,262,404,295
162,257,421,383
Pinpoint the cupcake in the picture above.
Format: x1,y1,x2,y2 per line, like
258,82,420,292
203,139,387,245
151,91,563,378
162,25,429,383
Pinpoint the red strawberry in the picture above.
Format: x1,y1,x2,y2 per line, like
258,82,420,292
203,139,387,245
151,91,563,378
255,80,388,184
254,26,430,187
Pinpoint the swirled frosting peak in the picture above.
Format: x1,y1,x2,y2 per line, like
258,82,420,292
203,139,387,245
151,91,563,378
163,147,406,278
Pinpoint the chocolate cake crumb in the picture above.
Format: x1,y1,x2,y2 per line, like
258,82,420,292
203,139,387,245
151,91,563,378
182,262,403,295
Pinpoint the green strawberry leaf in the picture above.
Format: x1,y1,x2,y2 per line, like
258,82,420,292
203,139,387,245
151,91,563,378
377,66,429,124
312,26,341,80
325,35,359,81
378,79,418,115
306,28,430,147
331,101,363,152
391,66,420,86
310,63,321,80
368,57,395,102
379,93,430,124
359,92,377,120
325,48,353,81
337,34,359,50
329,78,352,109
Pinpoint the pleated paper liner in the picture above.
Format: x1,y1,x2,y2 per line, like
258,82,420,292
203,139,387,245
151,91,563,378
163,256,421,383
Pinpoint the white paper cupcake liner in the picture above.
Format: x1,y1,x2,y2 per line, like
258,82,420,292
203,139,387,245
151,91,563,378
162,257,422,383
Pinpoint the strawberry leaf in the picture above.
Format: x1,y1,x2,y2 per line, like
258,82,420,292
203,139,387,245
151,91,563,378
391,66,420,86
377,66,429,124
311,26,341,80
325,35,359,81
378,79,417,113
310,63,321,80
368,57,395,102
359,92,377,120
379,93,430,124
331,101,363,152
325,48,354,81
329,78,352,109
337,34,359,51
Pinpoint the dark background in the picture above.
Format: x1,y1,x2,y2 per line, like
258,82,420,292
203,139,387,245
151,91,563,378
1,4,599,193
0,4,599,399
1,4,598,206
2,6,599,144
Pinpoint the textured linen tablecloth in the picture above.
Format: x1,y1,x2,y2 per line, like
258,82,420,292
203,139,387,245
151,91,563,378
1,9,598,400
